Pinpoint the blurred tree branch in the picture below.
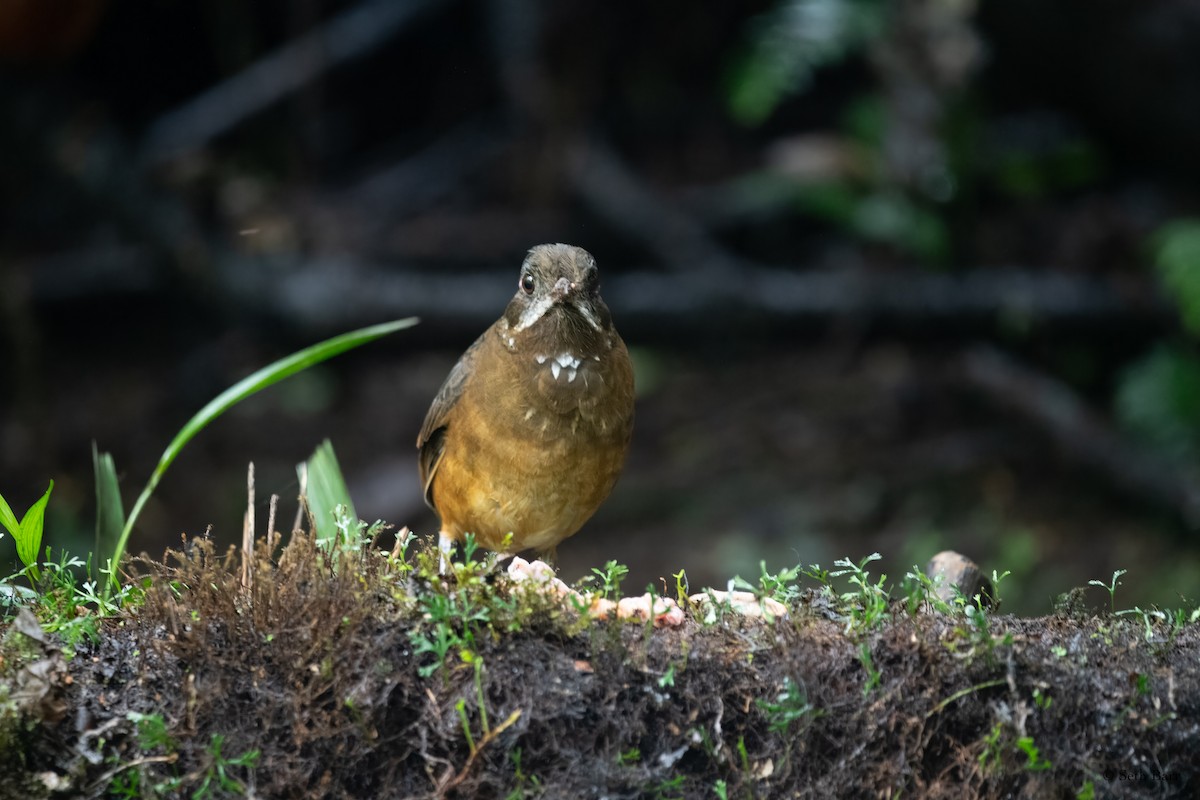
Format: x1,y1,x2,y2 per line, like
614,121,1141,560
139,0,443,167
962,346,1200,526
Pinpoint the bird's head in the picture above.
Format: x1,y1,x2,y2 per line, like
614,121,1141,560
504,243,613,339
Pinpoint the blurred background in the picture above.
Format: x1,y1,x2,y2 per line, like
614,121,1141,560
2,0,1200,615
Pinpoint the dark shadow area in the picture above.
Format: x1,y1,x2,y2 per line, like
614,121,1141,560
3,0,1200,617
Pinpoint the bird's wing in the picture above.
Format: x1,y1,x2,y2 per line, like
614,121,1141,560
416,333,484,511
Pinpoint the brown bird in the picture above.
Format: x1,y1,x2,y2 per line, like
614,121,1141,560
417,243,635,569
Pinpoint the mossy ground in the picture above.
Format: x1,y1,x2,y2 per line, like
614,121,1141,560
1,532,1197,799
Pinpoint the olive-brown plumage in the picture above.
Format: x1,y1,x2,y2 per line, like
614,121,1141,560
417,244,635,565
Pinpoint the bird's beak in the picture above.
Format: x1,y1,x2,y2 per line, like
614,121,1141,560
550,277,576,302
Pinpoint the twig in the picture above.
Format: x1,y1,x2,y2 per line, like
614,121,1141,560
218,252,1144,331
140,0,443,166
293,462,308,535
336,120,503,227
925,678,1007,718
568,139,743,276
266,493,279,556
480,0,549,121
241,462,255,593
435,709,522,797
86,754,179,795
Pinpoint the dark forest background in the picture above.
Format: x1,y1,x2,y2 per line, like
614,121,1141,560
3,0,1200,614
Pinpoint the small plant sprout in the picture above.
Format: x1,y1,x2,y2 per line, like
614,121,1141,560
901,565,953,615
1116,606,1169,643
757,561,804,604
756,677,822,735
672,568,689,604
831,553,890,633
658,662,677,688
859,642,881,695
1016,736,1052,771
1089,569,1127,614
192,734,260,799
0,481,54,586
587,560,629,600
978,722,1004,772
990,569,1011,605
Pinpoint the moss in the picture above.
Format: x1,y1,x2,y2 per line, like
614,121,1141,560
0,532,1197,798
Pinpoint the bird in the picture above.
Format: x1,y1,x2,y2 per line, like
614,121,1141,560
417,243,635,571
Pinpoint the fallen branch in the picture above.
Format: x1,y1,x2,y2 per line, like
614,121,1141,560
216,254,1149,332
960,345,1200,525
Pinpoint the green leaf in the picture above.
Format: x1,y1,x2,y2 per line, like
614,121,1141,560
1116,345,1200,463
15,481,54,579
1153,219,1200,335
302,439,356,545
93,442,126,581
103,317,418,596
726,0,883,127
0,489,20,541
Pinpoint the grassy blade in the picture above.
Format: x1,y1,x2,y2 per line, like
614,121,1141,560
103,317,418,595
93,443,126,580
16,481,54,581
302,439,357,545
0,489,20,540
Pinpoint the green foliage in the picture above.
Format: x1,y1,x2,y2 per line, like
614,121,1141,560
506,747,542,799
1116,345,1200,463
858,642,881,695
977,722,1004,772
407,534,549,679
652,774,685,800
789,172,951,263
1015,736,1052,771
92,444,124,581
991,138,1104,199
831,552,890,633
1115,219,1200,462
1088,569,1126,614
585,559,629,601
96,317,417,597
755,560,804,605
756,676,822,735
192,734,260,799
671,568,689,604
302,439,359,546
1153,219,1200,335
128,711,177,753
727,0,883,126
0,482,54,585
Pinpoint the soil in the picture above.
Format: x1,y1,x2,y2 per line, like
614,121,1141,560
2,534,1197,799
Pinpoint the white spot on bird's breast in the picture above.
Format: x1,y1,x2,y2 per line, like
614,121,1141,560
542,351,585,383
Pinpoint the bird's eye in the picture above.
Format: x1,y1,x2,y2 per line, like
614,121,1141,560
520,273,535,294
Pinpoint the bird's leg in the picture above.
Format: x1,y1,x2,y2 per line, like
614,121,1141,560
438,532,454,574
